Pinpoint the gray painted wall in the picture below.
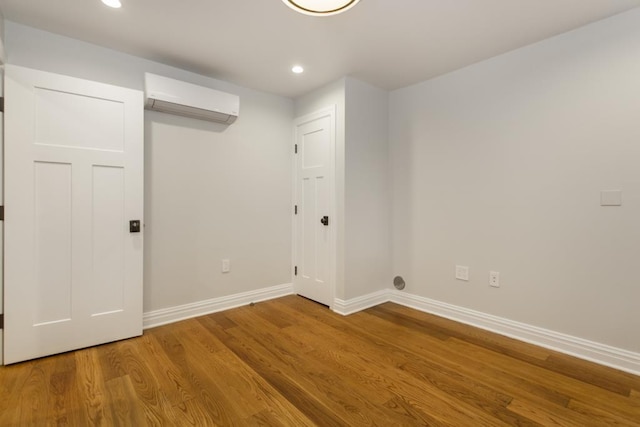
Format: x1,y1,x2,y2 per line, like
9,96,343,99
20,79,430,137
389,9,640,352
5,22,294,313
344,78,391,299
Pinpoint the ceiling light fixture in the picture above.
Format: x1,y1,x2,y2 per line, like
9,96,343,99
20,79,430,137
292,65,304,74
282,0,361,16
101,0,122,8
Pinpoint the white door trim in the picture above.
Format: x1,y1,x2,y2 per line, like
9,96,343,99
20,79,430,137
291,106,337,308
0,67,4,365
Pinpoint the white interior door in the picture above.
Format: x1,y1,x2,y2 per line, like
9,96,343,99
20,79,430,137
293,107,335,306
4,65,144,364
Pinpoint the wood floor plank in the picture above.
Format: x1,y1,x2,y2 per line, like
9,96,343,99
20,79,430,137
275,304,533,426
278,296,640,425
98,339,176,425
378,303,640,395
75,347,114,426
507,399,576,426
567,398,640,427
249,300,296,329
344,308,573,408
177,319,314,425
0,361,37,425
200,318,360,425
147,326,245,425
14,357,56,426
132,332,218,426
105,375,148,426
157,313,313,425
197,314,350,427
271,299,516,423
243,409,286,427
382,397,454,426
46,352,85,427
275,299,553,409
376,303,552,360
508,392,626,426
224,307,422,424
446,337,640,423
544,353,640,395
1,294,639,426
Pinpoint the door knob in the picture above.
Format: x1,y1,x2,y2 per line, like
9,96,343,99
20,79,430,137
129,220,141,233
320,216,329,226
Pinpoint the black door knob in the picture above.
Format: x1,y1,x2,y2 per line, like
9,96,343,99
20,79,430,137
320,216,329,226
129,220,141,233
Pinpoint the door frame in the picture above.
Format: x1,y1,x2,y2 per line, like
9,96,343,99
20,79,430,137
291,106,337,308
0,66,4,365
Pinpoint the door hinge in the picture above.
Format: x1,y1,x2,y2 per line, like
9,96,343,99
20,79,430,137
294,266,298,276
0,97,4,113
294,144,298,154
0,206,4,221
294,205,298,215
0,314,4,329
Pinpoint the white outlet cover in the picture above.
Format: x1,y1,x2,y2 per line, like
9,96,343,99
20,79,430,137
455,265,469,281
222,259,230,273
489,271,500,288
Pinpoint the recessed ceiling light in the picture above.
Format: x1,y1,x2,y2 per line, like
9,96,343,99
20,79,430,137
282,0,361,16
101,0,122,8
292,65,304,74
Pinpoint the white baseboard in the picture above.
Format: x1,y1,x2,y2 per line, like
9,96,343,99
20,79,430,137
143,283,294,330
333,289,640,376
333,290,390,316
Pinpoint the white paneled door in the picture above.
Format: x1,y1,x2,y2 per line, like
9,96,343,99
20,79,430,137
4,65,144,364
293,107,336,307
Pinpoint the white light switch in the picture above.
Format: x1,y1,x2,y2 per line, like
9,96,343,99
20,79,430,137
222,259,230,273
455,265,469,281
600,190,622,206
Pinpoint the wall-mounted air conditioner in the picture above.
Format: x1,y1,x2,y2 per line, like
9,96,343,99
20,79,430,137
144,73,239,124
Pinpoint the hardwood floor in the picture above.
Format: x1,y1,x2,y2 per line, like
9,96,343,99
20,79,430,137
1,295,639,426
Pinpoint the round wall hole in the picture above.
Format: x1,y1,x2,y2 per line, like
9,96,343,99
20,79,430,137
393,276,406,290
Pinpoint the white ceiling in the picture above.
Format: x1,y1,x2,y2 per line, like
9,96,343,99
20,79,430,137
1,0,639,98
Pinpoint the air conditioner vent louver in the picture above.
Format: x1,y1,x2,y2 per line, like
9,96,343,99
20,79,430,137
146,99,237,124
144,73,239,124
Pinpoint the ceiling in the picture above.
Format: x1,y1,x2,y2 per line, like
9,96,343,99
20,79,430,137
1,0,639,98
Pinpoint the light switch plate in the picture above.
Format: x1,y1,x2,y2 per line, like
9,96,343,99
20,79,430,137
455,265,469,281
601,190,622,206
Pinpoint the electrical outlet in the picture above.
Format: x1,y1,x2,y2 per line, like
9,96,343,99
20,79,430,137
489,271,500,288
222,259,230,273
455,265,469,281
